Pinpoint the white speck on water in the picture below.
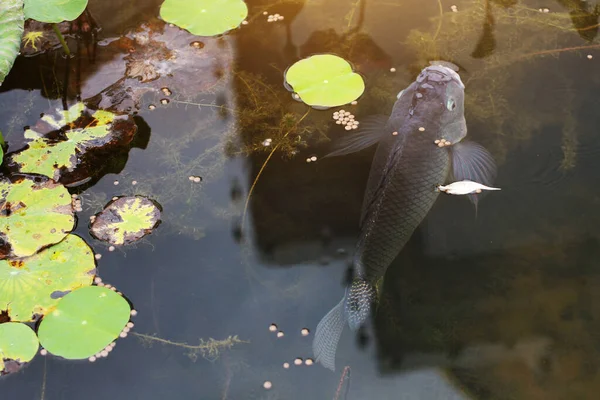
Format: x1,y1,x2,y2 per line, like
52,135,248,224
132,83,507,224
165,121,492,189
277,331,284,338
40,349,48,356
392,131,398,136
306,158,311,163
294,358,303,365
324,79,329,83
283,362,290,369
263,381,272,389
418,127,425,132
269,324,277,332
587,54,593,59
351,100,358,105
305,359,314,366
263,11,268,15
301,328,310,336
193,177,201,183
95,254,102,260
201,9,206,12
108,246,115,252
132,180,137,185
310,156,317,162
242,20,248,25
113,180,119,185
81,320,87,325
390,67,396,72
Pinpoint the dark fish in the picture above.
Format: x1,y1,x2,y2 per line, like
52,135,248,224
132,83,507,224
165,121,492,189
314,63,497,370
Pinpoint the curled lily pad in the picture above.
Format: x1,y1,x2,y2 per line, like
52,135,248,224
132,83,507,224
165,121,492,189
160,0,248,37
80,19,233,112
6,102,137,186
0,234,95,321
0,174,74,259
284,54,365,109
0,322,39,375
0,0,24,86
90,196,161,246
24,0,87,23
37,286,131,360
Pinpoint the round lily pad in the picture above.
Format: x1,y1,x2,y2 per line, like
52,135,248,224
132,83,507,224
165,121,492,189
90,196,161,246
160,0,248,36
284,54,365,108
37,286,131,360
24,0,88,23
0,322,39,375
0,174,74,259
0,234,95,322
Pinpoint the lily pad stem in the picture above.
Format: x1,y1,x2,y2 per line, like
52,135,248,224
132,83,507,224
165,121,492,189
52,24,70,56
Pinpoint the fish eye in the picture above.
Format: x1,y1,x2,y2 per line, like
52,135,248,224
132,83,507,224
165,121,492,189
446,98,456,111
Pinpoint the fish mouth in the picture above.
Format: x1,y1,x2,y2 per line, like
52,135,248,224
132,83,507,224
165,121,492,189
416,64,465,89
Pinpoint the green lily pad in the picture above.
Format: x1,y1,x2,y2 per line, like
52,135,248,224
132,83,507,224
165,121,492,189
24,0,88,23
37,286,131,360
0,0,24,86
7,102,137,186
0,234,95,321
160,0,248,36
284,54,365,109
90,196,162,246
0,174,75,259
0,322,39,375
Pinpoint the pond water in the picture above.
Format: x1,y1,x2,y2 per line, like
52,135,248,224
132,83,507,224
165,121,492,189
2,0,600,398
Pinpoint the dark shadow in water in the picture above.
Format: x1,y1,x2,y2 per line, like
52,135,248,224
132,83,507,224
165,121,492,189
471,0,496,59
556,0,600,42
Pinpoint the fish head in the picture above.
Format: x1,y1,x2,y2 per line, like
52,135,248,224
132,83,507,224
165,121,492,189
403,64,467,144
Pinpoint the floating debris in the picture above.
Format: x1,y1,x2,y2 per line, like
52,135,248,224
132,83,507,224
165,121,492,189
283,362,290,369
148,104,156,110
305,358,314,366
418,127,425,132
263,381,272,389
267,13,284,22
113,180,119,186
301,328,310,336
438,180,501,195
333,109,359,130
587,54,593,59
390,67,396,72
108,246,115,252
269,324,277,332
294,358,303,365
95,254,102,260
131,180,138,185
160,98,170,105
277,331,284,338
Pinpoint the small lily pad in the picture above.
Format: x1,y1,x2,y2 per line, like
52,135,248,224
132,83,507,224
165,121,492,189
7,102,137,186
0,322,39,375
0,0,24,86
24,0,87,23
90,196,161,246
0,234,95,321
284,54,365,108
160,0,248,37
37,286,131,360
0,174,75,259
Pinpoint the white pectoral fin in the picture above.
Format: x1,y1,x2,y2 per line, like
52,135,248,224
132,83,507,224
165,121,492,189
450,141,497,210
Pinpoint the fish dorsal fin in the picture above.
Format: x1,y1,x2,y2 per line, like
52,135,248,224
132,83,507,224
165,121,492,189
450,141,497,213
324,114,389,158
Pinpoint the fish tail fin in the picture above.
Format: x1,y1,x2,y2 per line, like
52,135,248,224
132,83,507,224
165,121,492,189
346,278,377,331
313,296,347,371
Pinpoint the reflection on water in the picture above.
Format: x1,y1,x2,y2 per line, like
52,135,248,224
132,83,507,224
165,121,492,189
2,0,600,398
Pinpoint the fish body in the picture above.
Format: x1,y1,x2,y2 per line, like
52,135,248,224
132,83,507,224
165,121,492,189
314,63,497,371
438,180,501,195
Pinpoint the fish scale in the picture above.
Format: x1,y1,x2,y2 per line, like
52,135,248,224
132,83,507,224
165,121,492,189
356,130,450,281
